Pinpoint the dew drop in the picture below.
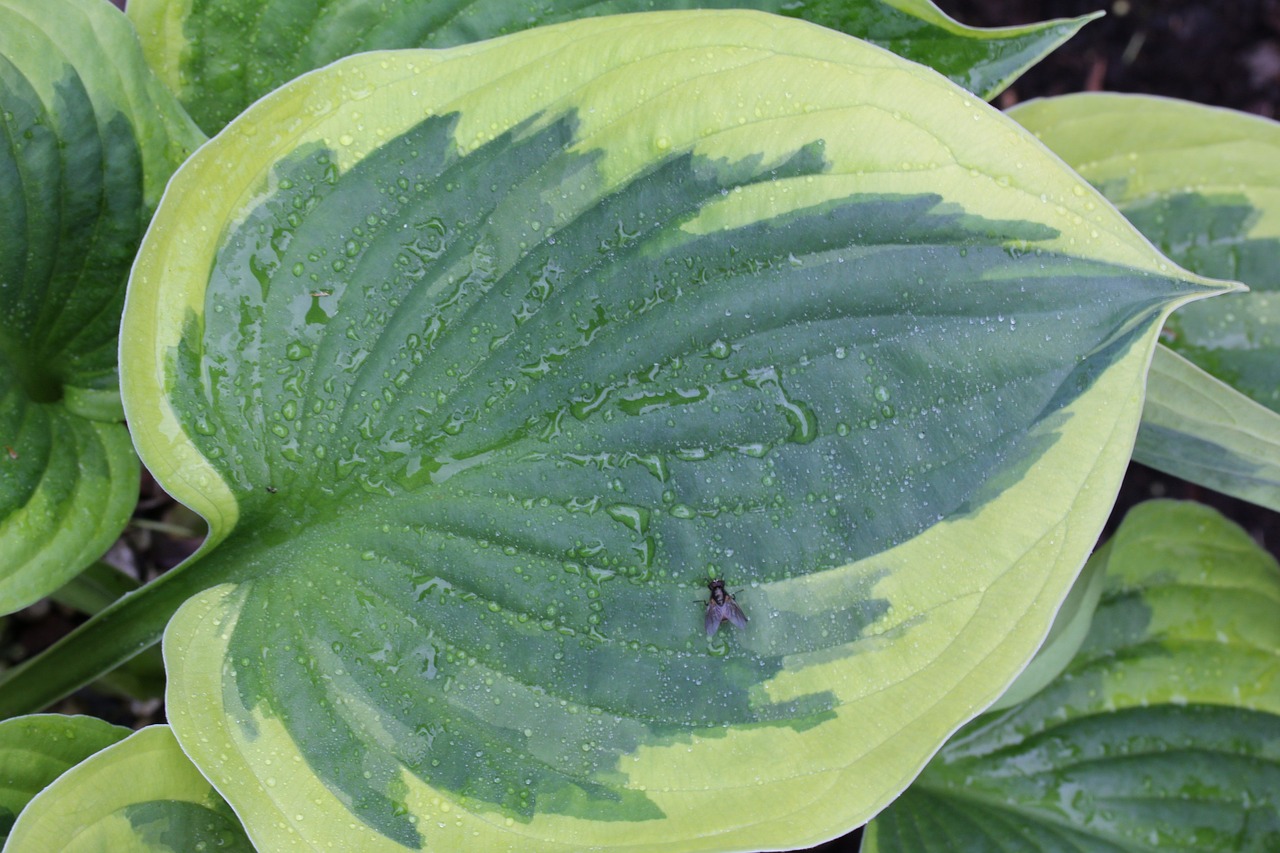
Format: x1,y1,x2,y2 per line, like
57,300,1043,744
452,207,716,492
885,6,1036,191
606,503,650,535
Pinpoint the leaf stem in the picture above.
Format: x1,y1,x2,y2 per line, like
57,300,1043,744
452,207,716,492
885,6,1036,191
48,560,140,614
0,545,241,717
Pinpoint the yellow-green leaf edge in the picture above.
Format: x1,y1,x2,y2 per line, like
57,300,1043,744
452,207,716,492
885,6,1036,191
121,12,1234,851
3,725,251,852
0,714,129,845
888,0,1052,31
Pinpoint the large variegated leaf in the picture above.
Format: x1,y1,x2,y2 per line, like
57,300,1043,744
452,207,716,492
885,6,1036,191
862,500,1280,852
126,0,1094,134
0,0,205,614
0,715,128,843
4,725,253,852
1011,94,1280,510
104,11,1231,851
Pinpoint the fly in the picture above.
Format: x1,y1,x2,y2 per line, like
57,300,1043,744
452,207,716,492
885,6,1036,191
704,578,748,636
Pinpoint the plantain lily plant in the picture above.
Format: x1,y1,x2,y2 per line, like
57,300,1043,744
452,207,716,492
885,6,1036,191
0,0,1276,851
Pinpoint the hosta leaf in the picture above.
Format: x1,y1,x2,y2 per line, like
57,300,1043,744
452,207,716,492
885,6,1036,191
862,500,1280,852
0,0,205,614
0,396,137,613
1011,94,1280,510
800,0,1098,101
1140,345,1280,512
0,715,128,843
3,725,253,852
986,534,1109,713
126,0,1094,135
118,11,1225,851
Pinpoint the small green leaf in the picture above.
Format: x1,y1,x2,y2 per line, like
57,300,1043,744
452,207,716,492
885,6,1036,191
794,0,1098,101
0,0,205,614
0,715,129,844
863,500,1280,852
127,0,1094,134
1138,345,1280,512
111,12,1232,849
1011,93,1280,510
4,725,253,852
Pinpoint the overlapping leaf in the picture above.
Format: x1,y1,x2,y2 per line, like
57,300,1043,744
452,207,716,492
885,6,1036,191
862,500,1280,852
1140,345,1280,511
115,11,1227,851
4,725,252,852
126,0,1095,134
1012,94,1280,510
0,0,205,614
0,715,128,844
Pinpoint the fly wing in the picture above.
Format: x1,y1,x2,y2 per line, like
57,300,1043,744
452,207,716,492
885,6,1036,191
723,597,749,629
705,603,725,636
